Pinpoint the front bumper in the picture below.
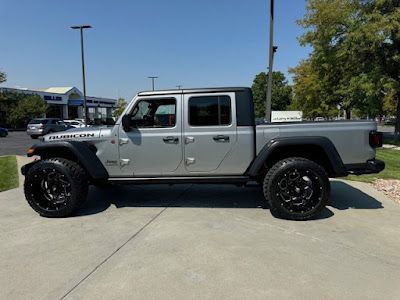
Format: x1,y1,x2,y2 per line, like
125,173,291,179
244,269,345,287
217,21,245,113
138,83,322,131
347,159,385,175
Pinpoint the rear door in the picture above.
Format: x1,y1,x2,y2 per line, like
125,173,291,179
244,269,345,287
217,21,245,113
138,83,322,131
183,92,237,172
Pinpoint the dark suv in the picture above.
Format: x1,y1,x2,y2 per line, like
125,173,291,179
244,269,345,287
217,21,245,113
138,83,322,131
26,118,69,139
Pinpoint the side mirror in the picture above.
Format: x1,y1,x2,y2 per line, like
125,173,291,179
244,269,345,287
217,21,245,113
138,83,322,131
122,115,131,132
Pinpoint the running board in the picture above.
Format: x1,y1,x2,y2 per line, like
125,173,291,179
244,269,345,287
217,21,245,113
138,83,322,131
107,176,252,185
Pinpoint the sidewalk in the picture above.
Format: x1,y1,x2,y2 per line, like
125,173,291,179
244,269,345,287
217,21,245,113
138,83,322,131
383,143,400,150
1,181,400,299
15,155,35,186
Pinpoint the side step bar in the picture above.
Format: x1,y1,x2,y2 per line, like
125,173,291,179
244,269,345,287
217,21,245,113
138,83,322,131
107,176,252,185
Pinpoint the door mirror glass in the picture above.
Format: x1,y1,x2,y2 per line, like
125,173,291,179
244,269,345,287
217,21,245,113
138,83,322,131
122,115,131,132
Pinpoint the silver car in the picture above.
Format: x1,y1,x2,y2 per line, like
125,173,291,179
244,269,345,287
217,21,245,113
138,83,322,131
26,118,69,139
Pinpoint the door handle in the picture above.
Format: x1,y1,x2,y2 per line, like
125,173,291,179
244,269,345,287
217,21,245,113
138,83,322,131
213,135,230,142
163,136,179,144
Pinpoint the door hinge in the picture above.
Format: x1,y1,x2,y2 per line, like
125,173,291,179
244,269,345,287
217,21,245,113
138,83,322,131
119,138,129,145
186,157,195,165
120,159,130,166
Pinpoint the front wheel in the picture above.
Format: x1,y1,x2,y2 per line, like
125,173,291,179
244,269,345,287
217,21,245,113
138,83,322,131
24,158,88,217
263,157,330,221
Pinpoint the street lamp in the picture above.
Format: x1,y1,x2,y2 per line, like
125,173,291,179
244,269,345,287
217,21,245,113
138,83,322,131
176,85,182,89
148,76,158,91
71,25,92,125
265,0,275,123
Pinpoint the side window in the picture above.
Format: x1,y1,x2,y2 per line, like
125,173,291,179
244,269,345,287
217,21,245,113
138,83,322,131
130,98,176,128
189,96,231,126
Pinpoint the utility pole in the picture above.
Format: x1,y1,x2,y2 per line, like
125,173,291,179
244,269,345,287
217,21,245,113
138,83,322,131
265,0,276,123
71,25,92,126
148,76,158,91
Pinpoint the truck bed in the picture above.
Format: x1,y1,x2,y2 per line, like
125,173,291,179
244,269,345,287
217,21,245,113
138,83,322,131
256,120,377,165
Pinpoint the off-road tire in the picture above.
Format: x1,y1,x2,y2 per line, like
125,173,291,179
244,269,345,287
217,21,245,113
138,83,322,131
263,157,330,221
24,158,88,217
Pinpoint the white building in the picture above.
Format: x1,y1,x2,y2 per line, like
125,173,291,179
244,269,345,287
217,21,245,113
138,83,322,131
0,87,116,120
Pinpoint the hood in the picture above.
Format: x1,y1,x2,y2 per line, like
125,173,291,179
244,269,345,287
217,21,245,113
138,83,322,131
43,126,106,142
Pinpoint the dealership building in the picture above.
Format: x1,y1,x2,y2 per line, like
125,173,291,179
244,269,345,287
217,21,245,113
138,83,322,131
0,86,116,120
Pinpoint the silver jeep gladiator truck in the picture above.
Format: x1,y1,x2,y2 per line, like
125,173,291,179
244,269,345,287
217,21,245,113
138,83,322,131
21,87,385,220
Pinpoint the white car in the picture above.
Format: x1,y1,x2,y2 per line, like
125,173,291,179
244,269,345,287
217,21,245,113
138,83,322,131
63,120,88,128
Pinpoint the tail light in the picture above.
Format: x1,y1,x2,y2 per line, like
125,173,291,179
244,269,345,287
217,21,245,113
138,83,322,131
40,126,45,130
369,131,383,147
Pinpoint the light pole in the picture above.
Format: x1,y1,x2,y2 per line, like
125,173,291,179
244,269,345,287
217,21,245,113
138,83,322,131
265,0,276,123
71,25,92,125
148,76,158,91
176,85,182,89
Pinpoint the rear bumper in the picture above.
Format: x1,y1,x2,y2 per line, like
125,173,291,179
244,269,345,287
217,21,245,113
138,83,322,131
346,159,385,175
26,129,44,135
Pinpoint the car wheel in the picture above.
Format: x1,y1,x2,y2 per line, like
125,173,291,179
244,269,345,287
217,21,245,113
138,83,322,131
24,158,88,217
0,131,6,137
31,135,39,139
263,157,330,221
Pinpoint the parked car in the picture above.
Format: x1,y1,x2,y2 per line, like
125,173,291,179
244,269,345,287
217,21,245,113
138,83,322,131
26,118,69,139
385,117,396,126
63,120,87,128
314,117,325,121
0,127,8,137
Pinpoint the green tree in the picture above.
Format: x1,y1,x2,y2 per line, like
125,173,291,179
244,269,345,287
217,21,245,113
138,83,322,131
289,60,338,119
251,71,293,119
0,70,6,84
113,97,127,118
296,0,400,139
0,91,26,127
9,94,46,127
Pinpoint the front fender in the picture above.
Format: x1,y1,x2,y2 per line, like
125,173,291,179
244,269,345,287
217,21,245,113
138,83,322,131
24,141,109,180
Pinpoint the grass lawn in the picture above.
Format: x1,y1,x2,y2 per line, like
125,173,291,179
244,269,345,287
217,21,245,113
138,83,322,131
0,156,19,192
344,148,400,183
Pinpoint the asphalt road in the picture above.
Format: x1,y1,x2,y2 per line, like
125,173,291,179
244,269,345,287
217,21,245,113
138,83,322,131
1,181,399,299
0,131,36,156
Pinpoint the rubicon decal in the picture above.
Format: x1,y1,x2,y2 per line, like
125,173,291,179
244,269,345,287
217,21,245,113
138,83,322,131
49,133,96,139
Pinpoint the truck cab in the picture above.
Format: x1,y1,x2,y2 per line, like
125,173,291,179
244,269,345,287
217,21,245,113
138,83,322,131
118,88,254,176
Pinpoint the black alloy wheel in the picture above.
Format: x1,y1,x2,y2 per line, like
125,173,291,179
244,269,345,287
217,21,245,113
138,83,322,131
263,157,330,220
24,158,88,217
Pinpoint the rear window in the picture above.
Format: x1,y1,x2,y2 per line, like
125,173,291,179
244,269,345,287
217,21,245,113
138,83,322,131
29,119,47,124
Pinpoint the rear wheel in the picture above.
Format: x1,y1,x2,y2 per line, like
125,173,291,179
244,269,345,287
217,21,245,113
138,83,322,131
24,158,88,217
263,157,330,220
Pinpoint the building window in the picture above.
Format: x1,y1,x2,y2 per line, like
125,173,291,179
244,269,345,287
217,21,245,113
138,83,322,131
189,96,231,126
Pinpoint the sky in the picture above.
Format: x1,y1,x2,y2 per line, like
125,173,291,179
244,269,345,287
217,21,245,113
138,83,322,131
0,0,312,101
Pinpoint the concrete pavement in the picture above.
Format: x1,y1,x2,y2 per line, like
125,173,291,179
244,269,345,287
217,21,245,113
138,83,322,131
0,181,399,299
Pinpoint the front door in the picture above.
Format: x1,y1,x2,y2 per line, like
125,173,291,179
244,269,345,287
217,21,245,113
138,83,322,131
183,93,237,173
118,95,183,176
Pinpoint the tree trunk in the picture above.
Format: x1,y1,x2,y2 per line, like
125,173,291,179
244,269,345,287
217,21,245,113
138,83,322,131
395,93,400,141
346,109,351,120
